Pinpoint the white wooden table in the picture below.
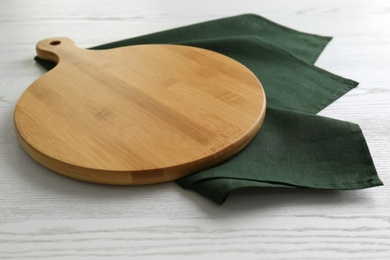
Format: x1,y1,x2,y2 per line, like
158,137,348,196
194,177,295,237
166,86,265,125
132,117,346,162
1,0,389,259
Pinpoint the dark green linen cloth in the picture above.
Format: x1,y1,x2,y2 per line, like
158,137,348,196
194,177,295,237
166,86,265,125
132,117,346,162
35,14,383,204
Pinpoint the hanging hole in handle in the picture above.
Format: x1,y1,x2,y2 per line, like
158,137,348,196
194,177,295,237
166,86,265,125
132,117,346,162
50,40,61,46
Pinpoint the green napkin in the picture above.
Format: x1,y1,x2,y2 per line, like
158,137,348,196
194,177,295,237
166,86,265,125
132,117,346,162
35,14,383,204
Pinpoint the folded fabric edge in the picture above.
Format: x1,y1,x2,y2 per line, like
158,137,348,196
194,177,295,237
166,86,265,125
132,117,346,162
237,14,333,65
90,13,333,50
177,108,383,185
177,118,383,205
353,125,384,186
240,14,333,64
179,176,383,205
177,173,383,192
261,40,359,113
309,35,333,64
242,13,333,64
185,178,294,205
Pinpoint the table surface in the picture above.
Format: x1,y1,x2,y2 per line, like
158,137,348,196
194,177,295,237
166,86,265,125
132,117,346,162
1,0,389,259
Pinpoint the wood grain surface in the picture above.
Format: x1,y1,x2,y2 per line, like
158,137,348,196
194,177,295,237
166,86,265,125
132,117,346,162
14,37,265,184
1,0,389,259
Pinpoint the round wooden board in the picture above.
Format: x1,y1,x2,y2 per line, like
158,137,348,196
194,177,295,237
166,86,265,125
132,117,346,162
14,37,266,184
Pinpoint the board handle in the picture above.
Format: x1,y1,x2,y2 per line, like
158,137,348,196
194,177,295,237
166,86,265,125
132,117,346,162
36,37,77,64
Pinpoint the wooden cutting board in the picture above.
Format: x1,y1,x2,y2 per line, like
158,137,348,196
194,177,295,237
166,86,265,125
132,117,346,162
14,37,266,184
